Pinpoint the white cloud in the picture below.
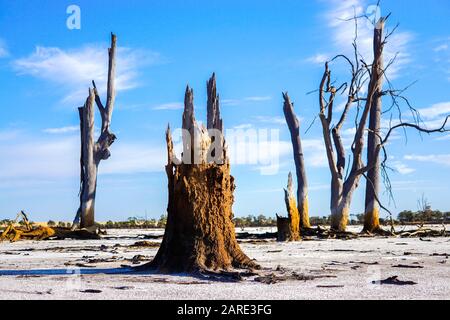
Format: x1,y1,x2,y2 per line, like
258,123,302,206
322,0,412,79
43,126,79,134
436,134,450,141
253,116,286,125
221,99,240,106
0,129,20,141
100,143,165,175
222,96,272,106
13,44,161,104
0,39,8,58
391,161,415,175
434,44,448,52
306,53,329,65
153,102,183,110
417,101,450,119
244,96,272,102
0,136,79,179
0,130,166,183
404,154,450,167
233,124,253,130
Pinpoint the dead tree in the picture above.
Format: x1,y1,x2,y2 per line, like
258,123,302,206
74,33,117,229
282,92,311,229
277,172,300,241
143,74,259,273
363,21,384,233
318,17,450,232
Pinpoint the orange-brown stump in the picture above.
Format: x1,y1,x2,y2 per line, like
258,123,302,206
144,75,259,273
277,173,301,241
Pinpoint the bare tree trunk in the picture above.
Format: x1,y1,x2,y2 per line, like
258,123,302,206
78,91,97,228
282,92,310,229
74,33,117,230
144,74,259,273
318,18,386,232
364,21,385,233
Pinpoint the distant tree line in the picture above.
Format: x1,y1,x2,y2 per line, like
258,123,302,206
233,215,277,228
101,215,168,229
2,208,448,231
396,210,449,224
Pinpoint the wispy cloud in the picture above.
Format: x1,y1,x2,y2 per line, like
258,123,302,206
391,161,415,175
0,129,20,141
434,44,448,52
153,102,184,110
313,0,412,79
100,143,165,175
306,53,329,65
13,44,162,104
43,126,79,134
0,130,166,182
417,101,450,119
244,96,272,102
404,154,450,167
222,96,272,106
0,136,79,179
0,39,9,58
232,124,253,130
253,116,286,125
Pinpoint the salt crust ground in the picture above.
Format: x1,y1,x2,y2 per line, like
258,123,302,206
0,226,448,300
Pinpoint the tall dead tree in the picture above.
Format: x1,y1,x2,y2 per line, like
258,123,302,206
318,17,450,232
277,172,300,241
74,33,117,229
363,21,384,233
143,74,259,273
283,92,311,229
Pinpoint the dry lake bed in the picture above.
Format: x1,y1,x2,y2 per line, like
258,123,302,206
0,226,448,300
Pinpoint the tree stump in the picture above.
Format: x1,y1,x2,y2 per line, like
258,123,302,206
277,173,301,241
144,74,259,273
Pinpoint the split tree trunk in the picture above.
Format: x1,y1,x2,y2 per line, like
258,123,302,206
277,173,300,241
282,92,310,229
75,33,117,229
364,21,385,233
145,74,259,273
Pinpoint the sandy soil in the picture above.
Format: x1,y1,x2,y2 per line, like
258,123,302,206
0,226,448,300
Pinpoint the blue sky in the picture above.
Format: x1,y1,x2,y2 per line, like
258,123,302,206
0,0,449,222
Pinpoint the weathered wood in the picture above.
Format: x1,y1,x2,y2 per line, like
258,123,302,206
74,33,117,229
206,72,223,132
78,90,97,228
318,19,386,232
364,21,385,233
143,74,258,273
277,173,300,241
207,73,224,163
282,92,310,229
276,215,290,242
